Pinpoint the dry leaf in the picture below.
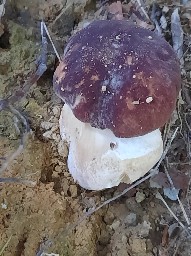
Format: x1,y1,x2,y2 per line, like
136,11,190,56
151,168,189,193
171,8,184,66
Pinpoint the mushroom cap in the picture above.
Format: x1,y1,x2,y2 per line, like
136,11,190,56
53,20,181,138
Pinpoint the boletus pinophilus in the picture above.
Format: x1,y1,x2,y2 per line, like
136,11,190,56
53,20,181,190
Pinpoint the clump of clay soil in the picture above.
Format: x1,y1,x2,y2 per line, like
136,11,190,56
1,1,191,256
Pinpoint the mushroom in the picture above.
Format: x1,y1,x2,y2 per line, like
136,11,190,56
53,20,181,190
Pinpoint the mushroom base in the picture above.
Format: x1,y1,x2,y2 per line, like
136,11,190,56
60,104,163,190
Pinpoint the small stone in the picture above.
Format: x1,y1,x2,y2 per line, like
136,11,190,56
110,220,120,230
52,106,61,117
43,130,53,139
49,116,59,123
130,237,147,253
99,230,110,245
58,141,68,158
104,211,115,225
147,239,153,252
51,125,59,132
135,191,146,203
137,221,152,238
1,203,7,209
122,235,127,243
52,133,60,142
153,247,158,254
54,165,62,173
162,6,169,13
124,213,137,226
126,197,140,211
52,171,59,178
41,121,55,130
69,185,78,197
62,179,69,194
64,171,71,178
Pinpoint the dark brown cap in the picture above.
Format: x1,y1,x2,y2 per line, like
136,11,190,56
53,20,181,138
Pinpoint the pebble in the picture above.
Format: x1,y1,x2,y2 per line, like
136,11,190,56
43,130,53,139
1,203,7,209
135,191,146,203
121,235,127,244
51,125,59,132
52,133,61,142
41,121,55,130
104,211,115,225
62,179,69,194
52,106,61,117
110,220,120,230
57,141,68,158
54,165,62,173
137,221,152,238
130,237,147,253
124,212,137,226
69,185,78,198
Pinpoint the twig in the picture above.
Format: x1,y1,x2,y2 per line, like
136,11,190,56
151,2,162,35
42,21,61,62
177,94,184,136
0,177,36,187
186,133,191,216
134,0,150,21
163,121,171,148
156,192,191,237
173,238,182,256
164,165,191,226
0,103,30,175
0,235,12,256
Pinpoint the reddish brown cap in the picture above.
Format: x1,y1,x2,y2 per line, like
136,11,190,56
53,20,181,138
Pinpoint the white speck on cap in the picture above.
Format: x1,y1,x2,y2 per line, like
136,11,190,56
146,96,153,103
102,85,107,92
132,100,140,105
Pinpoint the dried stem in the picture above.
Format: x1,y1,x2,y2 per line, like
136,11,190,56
156,192,191,237
42,21,61,62
164,165,191,226
0,104,30,175
0,177,36,187
0,235,12,256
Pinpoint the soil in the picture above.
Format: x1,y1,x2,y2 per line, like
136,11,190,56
0,1,191,256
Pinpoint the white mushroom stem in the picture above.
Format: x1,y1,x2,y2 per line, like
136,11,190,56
60,104,163,190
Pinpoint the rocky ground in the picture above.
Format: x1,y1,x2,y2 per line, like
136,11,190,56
0,0,191,255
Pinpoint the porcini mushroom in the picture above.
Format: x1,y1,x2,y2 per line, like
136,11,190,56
53,20,181,190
